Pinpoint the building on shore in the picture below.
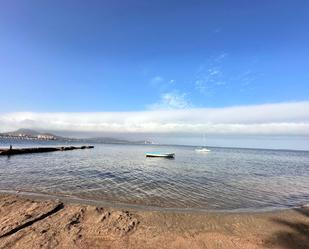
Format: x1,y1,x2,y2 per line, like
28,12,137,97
37,134,56,140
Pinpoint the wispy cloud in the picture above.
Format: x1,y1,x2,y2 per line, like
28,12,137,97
149,76,164,86
1,101,309,135
236,70,257,87
194,53,228,94
149,75,175,90
194,53,260,95
148,91,191,110
214,52,227,62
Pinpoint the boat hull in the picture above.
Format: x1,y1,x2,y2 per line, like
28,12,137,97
145,153,175,158
195,148,211,153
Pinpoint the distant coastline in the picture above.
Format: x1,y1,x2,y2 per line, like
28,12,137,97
0,128,153,145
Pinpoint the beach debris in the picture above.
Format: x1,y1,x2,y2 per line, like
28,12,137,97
0,196,63,238
301,204,309,209
0,195,140,248
65,208,85,231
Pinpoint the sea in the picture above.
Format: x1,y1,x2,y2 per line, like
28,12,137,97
0,139,308,212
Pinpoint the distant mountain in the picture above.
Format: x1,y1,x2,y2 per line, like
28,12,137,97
4,128,41,137
0,129,61,140
0,129,153,144
78,137,153,145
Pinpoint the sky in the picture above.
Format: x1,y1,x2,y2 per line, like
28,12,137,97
0,1,309,149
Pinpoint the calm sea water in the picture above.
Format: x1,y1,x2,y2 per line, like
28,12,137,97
0,139,309,211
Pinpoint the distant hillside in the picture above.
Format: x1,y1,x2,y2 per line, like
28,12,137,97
0,129,61,140
0,129,152,144
4,128,40,137
78,137,153,145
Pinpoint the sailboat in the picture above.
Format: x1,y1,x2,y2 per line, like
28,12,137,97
195,133,211,153
195,147,211,153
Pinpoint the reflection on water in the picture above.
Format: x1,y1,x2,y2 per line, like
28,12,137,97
0,140,309,211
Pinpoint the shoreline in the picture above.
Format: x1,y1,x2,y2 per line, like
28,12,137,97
0,189,302,214
0,193,308,248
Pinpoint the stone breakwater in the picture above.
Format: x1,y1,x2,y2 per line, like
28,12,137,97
0,146,94,156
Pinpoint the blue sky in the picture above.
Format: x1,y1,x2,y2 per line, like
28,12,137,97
0,1,309,149
0,0,308,111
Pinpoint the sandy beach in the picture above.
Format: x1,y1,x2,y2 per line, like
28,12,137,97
0,194,308,249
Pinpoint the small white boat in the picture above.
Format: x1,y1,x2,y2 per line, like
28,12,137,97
195,133,210,153
195,148,211,153
145,152,175,158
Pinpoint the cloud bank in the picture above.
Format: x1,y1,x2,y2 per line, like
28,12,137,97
1,101,309,135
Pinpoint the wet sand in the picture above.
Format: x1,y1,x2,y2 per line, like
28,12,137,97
0,194,308,249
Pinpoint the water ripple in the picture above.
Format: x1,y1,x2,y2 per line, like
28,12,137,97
0,141,309,211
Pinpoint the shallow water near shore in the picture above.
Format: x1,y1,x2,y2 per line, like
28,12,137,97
0,140,308,211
